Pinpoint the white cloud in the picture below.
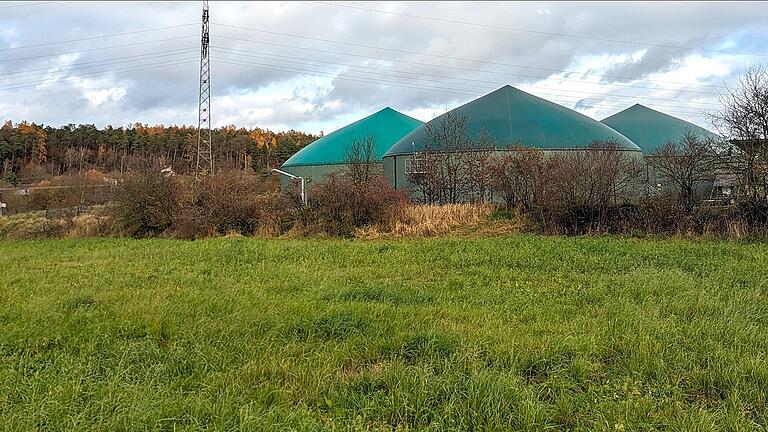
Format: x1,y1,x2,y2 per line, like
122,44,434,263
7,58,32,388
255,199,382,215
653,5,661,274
83,87,127,105
0,1,767,133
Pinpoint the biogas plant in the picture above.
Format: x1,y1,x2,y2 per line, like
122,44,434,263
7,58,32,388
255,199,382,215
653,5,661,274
279,85,721,200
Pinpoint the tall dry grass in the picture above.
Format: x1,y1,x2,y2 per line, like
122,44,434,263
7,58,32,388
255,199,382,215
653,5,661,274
67,213,115,238
0,206,115,240
0,214,70,240
356,203,496,238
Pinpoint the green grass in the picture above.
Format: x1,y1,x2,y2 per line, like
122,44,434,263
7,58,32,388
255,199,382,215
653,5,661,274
1,236,767,431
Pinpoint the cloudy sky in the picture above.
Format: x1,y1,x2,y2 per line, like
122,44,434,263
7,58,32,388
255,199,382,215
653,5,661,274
1,1,767,134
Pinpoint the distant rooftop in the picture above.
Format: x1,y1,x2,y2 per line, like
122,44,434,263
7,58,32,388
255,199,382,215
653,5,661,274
601,104,720,154
283,107,423,167
385,85,639,156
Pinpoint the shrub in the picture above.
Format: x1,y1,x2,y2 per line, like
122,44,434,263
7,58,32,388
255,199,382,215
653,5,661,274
68,212,116,238
3,171,18,186
172,171,291,239
304,174,408,237
534,144,644,234
113,172,179,237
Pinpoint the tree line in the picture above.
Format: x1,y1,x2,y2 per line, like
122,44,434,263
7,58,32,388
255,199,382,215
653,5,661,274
0,122,320,185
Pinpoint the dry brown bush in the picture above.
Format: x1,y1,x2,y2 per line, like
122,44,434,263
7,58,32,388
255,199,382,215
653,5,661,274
171,171,290,239
303,173,408,237
68,213,115,238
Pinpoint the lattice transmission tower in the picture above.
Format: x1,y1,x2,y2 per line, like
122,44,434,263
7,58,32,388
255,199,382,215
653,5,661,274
195,0,213,177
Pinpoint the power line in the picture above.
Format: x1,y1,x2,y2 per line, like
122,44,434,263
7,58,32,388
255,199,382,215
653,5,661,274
0,1,57,9
0,23,197,51
214,22,729,91
215,57,708,120
315,1,768,58
0,35,197,64
0,57,198,92
216,33,722,98
212,46,716,110
216,57,479,95
215,36,708,99
214,57,709,118
214,29,722,96
0,55,197,89
212,48,710,113
0,47,198,80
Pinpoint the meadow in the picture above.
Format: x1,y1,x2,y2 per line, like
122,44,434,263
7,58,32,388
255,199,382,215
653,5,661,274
1,235,767,431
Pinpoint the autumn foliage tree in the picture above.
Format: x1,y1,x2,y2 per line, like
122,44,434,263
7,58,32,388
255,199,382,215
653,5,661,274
0,122,319,181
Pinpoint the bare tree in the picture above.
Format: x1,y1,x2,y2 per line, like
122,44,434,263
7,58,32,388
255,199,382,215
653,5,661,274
543,141,643,231
409,112,482,204
710,64,768,201
344,134,380,185
408,150,442,204
487,145,544,211
466,128,496,203
647,130,718,211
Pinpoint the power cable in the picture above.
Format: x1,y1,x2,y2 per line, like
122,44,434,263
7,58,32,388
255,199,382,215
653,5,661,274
214,22,728,91
0,47,198,80
212,46,716,110
0,23,198,51
216,32,721,96
0,35,197,64
314,1,768,58
0,57,198,91
214,57,708,118
0,1,57,9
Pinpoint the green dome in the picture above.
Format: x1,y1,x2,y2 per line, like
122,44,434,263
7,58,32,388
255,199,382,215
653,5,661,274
601,104,720,154
385,85,640,156
282,107,423,167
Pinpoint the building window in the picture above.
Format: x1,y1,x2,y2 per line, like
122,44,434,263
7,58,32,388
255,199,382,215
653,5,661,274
405,153,427,175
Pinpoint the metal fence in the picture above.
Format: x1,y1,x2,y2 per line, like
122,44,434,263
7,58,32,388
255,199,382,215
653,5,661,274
0,206,96,219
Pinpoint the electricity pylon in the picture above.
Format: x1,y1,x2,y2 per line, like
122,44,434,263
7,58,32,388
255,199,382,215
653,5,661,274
195,0,213,177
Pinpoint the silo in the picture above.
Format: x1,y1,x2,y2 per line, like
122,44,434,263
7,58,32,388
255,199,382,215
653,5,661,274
383,85,640,194
601,104,719,154
280,107,423,187
601,104,725,197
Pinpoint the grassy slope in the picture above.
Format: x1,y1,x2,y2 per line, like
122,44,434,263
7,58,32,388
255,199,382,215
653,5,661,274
1,236,767,431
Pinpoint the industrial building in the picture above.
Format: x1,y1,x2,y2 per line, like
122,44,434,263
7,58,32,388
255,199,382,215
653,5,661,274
601,103,720,154
601,103,726,199
279,85,726,202
280,107,422,185
383,85,641,192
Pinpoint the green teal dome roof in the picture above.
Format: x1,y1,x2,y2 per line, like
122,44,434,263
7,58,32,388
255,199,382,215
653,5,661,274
384,85,640,156
282,107,423,167
601,104,720,154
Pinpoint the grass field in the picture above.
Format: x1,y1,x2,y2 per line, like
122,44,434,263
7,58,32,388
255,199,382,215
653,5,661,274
1,236,767,431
